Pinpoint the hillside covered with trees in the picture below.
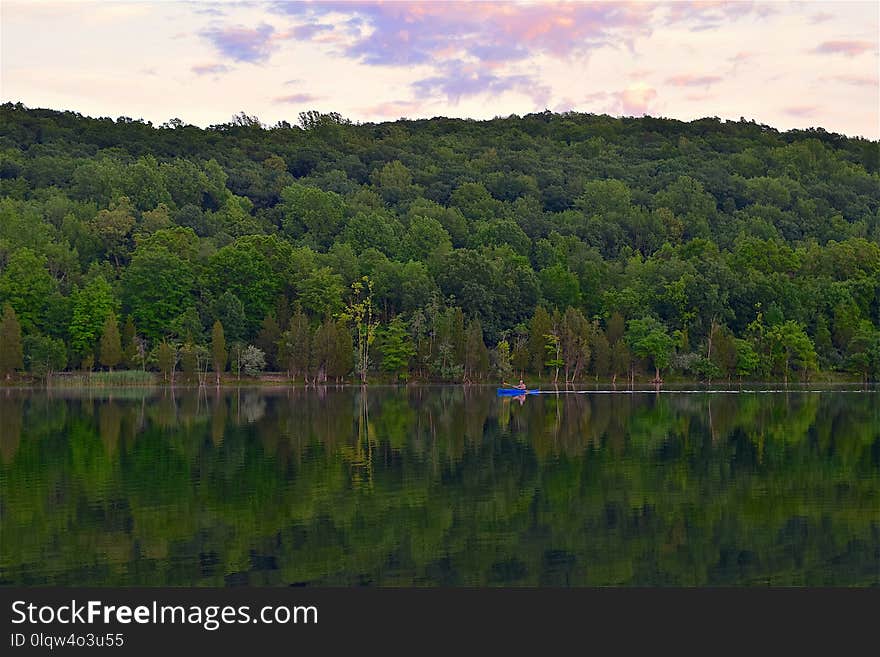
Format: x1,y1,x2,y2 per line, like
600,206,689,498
0,102,878,384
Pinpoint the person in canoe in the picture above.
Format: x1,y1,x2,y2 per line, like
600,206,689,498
503,379,528,390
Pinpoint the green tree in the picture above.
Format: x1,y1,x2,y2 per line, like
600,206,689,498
378,316,416,381
157,341,177,382
99,312,122,371
24,334,66,379
528,306,552,377
0,304,24,380
280,183,344,246
256,314,281,370
278,307,311,382
766,320,818,383
211,320,227,385
69,275,116,359
464,319,490,382
341,276,380,384
626,317,676,383
0,248,56,333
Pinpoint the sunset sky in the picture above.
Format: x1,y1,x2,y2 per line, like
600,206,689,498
2,0,878,137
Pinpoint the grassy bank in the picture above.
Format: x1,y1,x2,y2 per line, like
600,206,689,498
0,369,867,388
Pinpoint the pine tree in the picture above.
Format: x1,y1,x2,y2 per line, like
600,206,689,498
256,313,281,370
464,318,489,382
99,312,122,371
278,307,311,382
211,320,226,385
589,322,611,379
528,306,552,377
312,316,337,383
122,316,141,369
157,341,176,382
379,316,416,381
180,340,199,383
0,304,24,380
329,320,352,381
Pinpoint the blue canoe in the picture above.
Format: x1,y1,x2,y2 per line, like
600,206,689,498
497,388,539,396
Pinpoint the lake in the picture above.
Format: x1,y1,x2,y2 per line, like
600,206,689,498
1,385,877,586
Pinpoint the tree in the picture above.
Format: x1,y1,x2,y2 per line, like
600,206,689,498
157,341,177,382
278,307,311,382
341,276,380,384
378,316,416,381
69,275,116,359
122,241,195,342
734,338,760,380
0,304,24,380
766,320,818,383
528,306,552,377
626,317,676,383
241,345,265,377
122,316,140,368
0,247,56,333
328,320,352,382
561,307,590,383
99,312,122,371
464,319,490,382
280,183,344,246
610,340,630,384
493,339,513,381
211,320,227,385
255,314,281,370
587,321,610,379
179,340,199,383
24,334,66,379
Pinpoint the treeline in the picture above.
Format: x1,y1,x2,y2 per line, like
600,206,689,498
0,102,878,383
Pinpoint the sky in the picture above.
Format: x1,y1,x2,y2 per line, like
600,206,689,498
1,0,878,138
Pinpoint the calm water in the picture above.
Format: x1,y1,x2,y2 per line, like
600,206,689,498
1,385,878,586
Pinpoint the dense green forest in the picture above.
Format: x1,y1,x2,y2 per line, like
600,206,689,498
0,102,878,383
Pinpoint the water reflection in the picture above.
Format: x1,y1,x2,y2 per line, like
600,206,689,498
0,386,877,586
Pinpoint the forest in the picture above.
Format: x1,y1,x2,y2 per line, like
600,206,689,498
0,102,878,384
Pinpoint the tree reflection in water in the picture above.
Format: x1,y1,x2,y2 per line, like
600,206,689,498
0,386,877,586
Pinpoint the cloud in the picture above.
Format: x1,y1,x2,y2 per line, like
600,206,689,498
290,23,334,39
614,83,658,116
784,105,818,117
358,99,425,118
811,40,876,57
412,61,551,106
273,93,320,104
268,2,666,67
824,74,879,87
665,74,723,87
810,12,834,24
191,63,231,76
201,22,276,63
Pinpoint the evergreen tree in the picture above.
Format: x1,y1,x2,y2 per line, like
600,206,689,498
180,340,199,383
99,312,122,371
528,306,552,377
561,307,590,383
122,316,142,369
157,341,176,382
0,304,24,380
211,320,226,385
379,316,416,381
312,316,337,383
278,307,311,382
589,322,611,380
329,320,352,381
256,313,281,370
464,318,490,382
